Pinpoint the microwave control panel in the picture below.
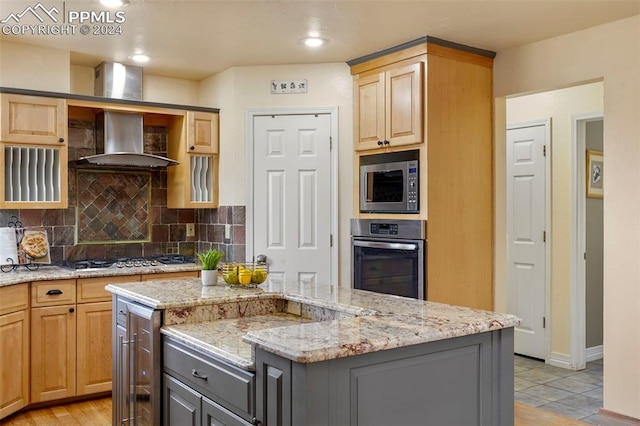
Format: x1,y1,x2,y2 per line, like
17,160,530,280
407,160,419,210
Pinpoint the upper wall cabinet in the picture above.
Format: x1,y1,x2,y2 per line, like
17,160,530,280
1,94,67,145
0,94,68,209
186,111,219,154
353,61,423,151
168,113,219,209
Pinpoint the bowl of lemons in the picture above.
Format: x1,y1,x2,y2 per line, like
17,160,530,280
221,262,269,287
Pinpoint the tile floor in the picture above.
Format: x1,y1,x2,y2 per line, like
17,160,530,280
514,355,636,425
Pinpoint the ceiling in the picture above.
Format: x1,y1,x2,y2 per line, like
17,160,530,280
1,1,639,81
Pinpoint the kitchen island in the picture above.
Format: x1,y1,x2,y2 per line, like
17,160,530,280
107,278,519,426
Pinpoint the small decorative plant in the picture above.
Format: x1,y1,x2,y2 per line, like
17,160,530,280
197,249,224,271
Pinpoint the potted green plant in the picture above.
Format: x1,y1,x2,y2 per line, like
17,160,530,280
198,249,224,286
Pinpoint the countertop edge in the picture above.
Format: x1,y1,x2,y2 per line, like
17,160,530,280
0,264,201,288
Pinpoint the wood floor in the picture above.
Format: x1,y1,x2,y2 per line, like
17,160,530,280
1,398,588,425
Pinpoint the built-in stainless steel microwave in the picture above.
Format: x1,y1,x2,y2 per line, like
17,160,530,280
360,155,419,213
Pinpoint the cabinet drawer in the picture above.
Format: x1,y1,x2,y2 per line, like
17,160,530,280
77,275,138,303
0,283,29,315
203,395,253,426
164,338,255,421
31,279,76,307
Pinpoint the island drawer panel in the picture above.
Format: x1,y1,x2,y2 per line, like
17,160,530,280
31,279,76,307
164,338,255,420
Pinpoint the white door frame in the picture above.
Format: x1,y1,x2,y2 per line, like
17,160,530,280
571,113,604,369
506,118,552,362
245,107,339,285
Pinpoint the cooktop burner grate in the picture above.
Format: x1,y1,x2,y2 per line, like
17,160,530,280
61,254,195,270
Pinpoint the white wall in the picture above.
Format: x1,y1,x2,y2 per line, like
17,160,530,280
0,40,70,91
494,15,640,419
198,63,354,286
505,82,604,358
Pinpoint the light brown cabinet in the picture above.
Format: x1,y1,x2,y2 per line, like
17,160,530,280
30,279,77,403
0,94,67,145
187,111,219,154
168,113,219,209
0,94,69,209
29,276,137,404
30,303,77,403
76,276,128,396
0,284,29,419
350,40,495,311
76,301,112,396
353,61,423,151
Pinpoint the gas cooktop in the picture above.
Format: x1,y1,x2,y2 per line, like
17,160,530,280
61,254,195,270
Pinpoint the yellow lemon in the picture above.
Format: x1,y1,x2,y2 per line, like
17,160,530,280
238,270,252,285
252,268,267,284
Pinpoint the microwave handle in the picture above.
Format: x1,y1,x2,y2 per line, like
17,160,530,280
353,240,418,251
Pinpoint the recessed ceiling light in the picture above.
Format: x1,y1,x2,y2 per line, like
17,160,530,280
129,54,150,63
100,0,129,8
302,37,326,48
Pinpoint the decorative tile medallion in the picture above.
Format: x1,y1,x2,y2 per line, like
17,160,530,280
77,170,151,244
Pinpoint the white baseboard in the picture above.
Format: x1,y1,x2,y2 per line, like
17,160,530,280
548,352,579,370
586,345,604,362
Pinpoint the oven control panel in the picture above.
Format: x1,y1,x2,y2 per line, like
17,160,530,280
351,218,425,240
370,223,399,235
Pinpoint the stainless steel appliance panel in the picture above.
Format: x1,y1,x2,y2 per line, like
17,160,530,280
360,160,419,213
113,298,161,426
351,219,426,300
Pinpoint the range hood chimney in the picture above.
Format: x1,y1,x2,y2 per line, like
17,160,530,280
76,62,179,168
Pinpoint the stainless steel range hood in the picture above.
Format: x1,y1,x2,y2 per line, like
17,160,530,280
76,111,179,167
76,62,179,168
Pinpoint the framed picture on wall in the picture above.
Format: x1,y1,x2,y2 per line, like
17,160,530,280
586,150,604,199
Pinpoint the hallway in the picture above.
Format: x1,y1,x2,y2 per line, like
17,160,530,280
514,356,634,425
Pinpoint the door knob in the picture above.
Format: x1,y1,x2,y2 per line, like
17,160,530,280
256,254,267,264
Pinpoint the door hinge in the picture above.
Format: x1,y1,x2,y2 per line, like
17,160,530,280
330,234,333,247
543,231,546,242
543,145,546,157
543,317,546,329
584,252,587,260
329,136,332,151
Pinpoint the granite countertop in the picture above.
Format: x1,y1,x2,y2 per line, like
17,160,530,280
0,263,201,287
107,278,521,371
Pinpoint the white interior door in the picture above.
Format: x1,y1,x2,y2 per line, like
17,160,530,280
252,113,332,285
507,122,549,360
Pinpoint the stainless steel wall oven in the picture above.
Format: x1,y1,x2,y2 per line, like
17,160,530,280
351,218,426,300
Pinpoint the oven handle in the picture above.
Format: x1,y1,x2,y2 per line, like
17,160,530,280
353,240,419,251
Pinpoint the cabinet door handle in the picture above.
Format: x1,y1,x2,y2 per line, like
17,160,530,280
46,289,63,295
251,417,261,425
118,310,127,316
377,140,383,146
69,307,75,313
58,137,65,143
191,369,208,380
189,145,195,150
383,140,390,145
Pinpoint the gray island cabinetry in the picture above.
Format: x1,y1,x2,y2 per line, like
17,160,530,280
106,278,519,426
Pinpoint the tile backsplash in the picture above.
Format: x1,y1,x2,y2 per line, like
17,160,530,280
0,119,246,264
76,170,151,243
